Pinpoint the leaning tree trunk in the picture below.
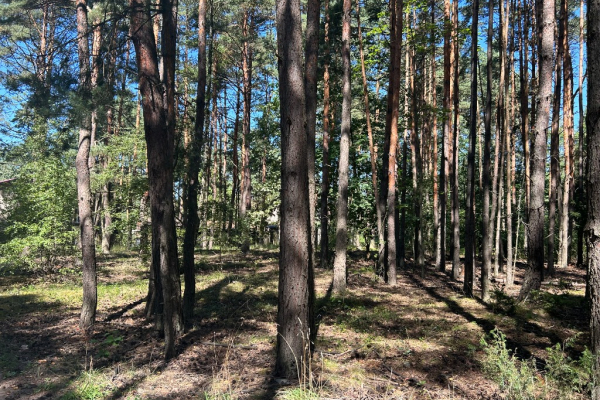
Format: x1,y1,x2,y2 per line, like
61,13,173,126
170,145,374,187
520,0,554,300
75,0,97,332
333,0,352,292
275,0,312,379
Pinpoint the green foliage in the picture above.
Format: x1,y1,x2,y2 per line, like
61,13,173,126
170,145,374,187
545,337,595,398
481,328,596,400
480,328,540,400
0,152,77,272
60,371,110,400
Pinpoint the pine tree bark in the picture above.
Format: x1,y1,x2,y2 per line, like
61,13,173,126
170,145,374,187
576,0,585,267
586,0,600,394
240,11,253,220
382,0,403,285
481,0,493,302
320,0,331,269
549,1,564,277
275,0,312,379
75,0,97,332
182,0,207,326
451,0,461,281
357,0,383,268
408,35,423,273
520,0,554,300
558,0,574,270
464,0,479,297
333,0,352,292
441,0,451,274
229,89,241,235
305,0,319,288
130,0,183,358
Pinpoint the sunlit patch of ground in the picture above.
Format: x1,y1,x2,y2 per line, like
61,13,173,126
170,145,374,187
0,249,589,399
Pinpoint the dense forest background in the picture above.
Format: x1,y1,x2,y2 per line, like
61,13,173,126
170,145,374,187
1,0,600,398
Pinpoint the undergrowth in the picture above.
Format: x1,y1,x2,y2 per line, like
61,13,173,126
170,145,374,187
481,328,594,400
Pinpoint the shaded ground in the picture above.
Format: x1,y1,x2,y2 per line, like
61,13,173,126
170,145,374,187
0,249,589,399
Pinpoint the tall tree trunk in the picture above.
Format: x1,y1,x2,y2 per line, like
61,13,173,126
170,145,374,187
408,31,423,274
464,0,479,297
320,0,331,269
240,11,253,220
275,0,312,379
506,8,516,286
576,0,585,267
229,89,241,235
305,0,319,297
519,0,531,255
431,2,440,271
558,0,574,269
357,0,383,267
520,0,554,300
549,1,564,277
75,0,97,332
481,0,493,302
382,0,403,285
182,0,207,326
333,0,352,292
441,0,451,273
130,0,183,359
586,0,600,394
451,0,461,281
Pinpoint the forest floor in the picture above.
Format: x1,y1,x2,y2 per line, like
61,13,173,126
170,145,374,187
0,248,590,399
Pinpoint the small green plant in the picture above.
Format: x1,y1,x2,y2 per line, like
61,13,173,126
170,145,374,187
60,370,110,400
545,336,595,397
279,387,320,400
480,328,540,400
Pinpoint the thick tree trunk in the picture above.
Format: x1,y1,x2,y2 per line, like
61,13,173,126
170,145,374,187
182,0,207,326
586,0,600,395
275,0,312,379
333,0,352,292
520,0,554,300
75,0,97,332
130,0,183,359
